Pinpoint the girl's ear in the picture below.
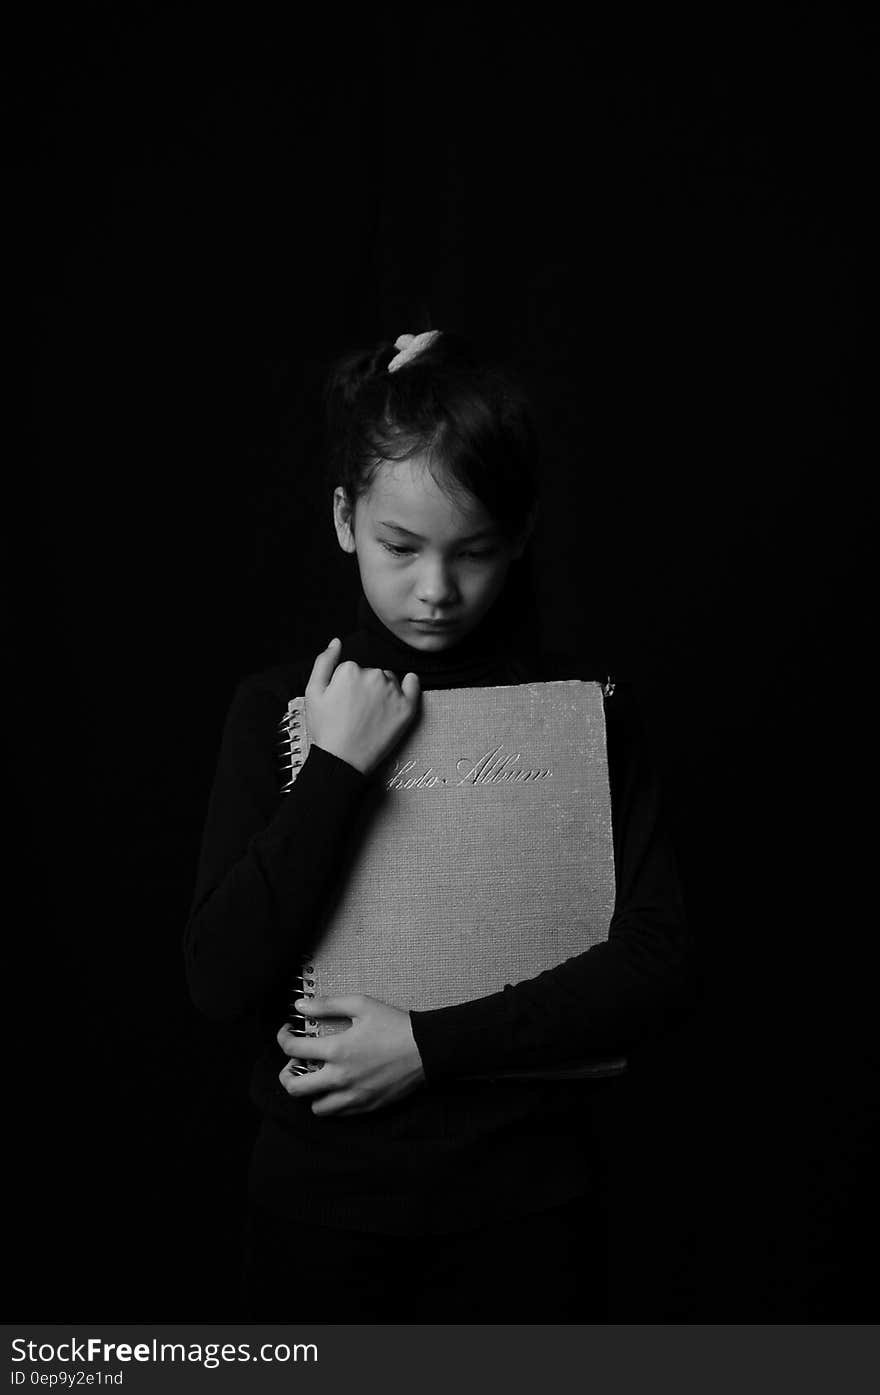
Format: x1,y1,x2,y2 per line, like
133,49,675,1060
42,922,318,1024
333,486,357,553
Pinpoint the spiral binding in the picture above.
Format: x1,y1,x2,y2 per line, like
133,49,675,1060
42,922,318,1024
279,698,318,1074
286,959,318,1076
278,699,304,793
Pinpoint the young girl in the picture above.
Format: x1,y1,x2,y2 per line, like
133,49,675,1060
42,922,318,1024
184,329,688,1322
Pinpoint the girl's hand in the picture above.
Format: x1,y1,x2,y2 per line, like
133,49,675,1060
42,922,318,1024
276,995,427,1117
305,638,421,776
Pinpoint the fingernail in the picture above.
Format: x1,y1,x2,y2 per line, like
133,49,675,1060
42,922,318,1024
294,999,307,1011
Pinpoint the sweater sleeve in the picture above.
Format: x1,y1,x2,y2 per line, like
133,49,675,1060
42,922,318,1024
409,684,691,1079
183,674,372,1022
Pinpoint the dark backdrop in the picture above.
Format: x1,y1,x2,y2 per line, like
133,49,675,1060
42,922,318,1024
12,11,877,1320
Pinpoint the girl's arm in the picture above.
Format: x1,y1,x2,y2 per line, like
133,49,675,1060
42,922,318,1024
183,671,372,1022
407,683,691,1079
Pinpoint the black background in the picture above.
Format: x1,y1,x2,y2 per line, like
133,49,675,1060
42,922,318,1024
11,10,877,1319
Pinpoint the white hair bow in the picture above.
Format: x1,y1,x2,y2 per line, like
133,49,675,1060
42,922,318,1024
387,330,440,373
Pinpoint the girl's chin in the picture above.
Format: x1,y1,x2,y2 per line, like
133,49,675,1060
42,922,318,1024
401,625,463,650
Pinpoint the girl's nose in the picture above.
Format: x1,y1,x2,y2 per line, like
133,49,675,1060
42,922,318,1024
416,558,460,607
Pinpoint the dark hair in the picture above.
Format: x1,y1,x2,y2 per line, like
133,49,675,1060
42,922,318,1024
323,332,539,542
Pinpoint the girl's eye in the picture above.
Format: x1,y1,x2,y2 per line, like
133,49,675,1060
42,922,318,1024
379,542,497,560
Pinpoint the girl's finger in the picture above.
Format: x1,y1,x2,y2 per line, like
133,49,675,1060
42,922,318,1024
305,637,341,695
400,671,421,704
296,994,370,1020
276,1024,334,1060
278,1061,340,1097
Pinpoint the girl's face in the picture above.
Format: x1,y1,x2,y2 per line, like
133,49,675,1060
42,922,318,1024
333,457,530,652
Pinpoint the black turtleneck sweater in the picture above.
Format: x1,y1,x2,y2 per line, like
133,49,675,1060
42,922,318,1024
184,587,688,1234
